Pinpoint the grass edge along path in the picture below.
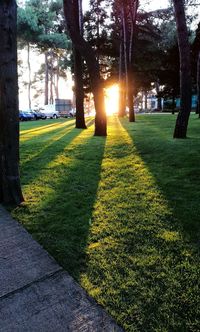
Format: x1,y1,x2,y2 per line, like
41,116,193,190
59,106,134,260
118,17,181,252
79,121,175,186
12,116,200,331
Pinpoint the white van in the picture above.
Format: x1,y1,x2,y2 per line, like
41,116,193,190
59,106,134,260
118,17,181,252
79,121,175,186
39,105,60,119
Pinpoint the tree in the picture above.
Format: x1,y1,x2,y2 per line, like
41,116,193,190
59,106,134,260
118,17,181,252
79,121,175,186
18,0,70,106
193,23,200,116
114,0,139,121
73,0,87,129
0,0,23,205
63,0,107,136
17,5,41,109
173,0,192,138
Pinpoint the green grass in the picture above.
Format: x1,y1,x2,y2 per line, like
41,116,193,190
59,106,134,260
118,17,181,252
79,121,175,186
12,115,200,331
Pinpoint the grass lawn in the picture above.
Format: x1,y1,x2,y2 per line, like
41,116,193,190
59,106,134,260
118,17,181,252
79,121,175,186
12,114,200,331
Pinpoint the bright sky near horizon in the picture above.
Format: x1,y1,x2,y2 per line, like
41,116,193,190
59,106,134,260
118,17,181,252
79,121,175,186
82,0,170,11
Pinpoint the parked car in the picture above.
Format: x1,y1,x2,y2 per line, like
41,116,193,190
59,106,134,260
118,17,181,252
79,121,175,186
39,106,60,119
30,110,47,120
19,111,34,121
69,108,76,117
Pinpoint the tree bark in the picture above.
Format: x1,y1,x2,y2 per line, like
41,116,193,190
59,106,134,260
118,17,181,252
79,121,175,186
49,51,54,104
197,51,200,117
173,0,192,138
63,0,107,136
121,0,138,122
118,24,126,117
128,1,138,122
155,81,162,111
44,51,49,105
74,0,86,129
27,42,31,109
0,0,24,205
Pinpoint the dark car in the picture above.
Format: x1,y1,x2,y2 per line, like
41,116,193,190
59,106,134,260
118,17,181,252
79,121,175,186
31,110,47,120
19,111,30,121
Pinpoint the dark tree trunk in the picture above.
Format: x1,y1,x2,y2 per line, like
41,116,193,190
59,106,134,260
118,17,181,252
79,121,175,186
128,72,135,122
74,48,87,128
49,51,54,104
74,0,86,129
121,0,138,123
0,0,24,205
63,0,107,136
172,93,176,114
144,90,148,110
118,30,126,117
155,81,162,111
197,51,200,117
44,51,49,105
55,54,59,99
173,0,192,138
27,42,31,109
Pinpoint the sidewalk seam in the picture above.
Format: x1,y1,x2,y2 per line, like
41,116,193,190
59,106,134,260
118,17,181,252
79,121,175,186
0,268,63,301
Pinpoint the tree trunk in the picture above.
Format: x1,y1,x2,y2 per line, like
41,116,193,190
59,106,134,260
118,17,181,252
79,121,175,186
127,2,137,122
118,29,126,117
144,90,148,110
197,51,200,117
173,0,192,138
121,0,138,123
128,71,135,122
155,81,162,111
63,0,107,136
0,0,24,205
49,51,54,104
27,42,31,109
44,51,49,105
55,55,59,99
122,4,129,114
74,0,86,129
172,93,176,114
74,48,87,128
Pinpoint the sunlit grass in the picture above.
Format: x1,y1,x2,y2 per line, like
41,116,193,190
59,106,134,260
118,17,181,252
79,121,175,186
12,115,200,331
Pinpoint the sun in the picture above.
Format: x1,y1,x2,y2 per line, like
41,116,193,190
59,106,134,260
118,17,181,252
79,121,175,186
105,84,119,115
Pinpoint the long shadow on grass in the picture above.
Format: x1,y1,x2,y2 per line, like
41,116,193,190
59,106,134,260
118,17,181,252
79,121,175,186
20,120,95,187
17,128,105,280
20,120,72,136
20,119,75,143
85,116,200,331
120,116,200,242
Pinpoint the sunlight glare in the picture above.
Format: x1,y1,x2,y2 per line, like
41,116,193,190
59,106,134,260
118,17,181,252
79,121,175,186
105,84,119,116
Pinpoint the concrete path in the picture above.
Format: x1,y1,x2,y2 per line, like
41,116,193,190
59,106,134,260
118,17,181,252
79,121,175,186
0,206,123,331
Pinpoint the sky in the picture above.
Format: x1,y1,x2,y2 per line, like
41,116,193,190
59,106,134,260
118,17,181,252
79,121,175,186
82,0,170,11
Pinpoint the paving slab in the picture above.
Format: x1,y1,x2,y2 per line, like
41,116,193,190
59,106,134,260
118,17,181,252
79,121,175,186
0,206,61,298
0,206,123,331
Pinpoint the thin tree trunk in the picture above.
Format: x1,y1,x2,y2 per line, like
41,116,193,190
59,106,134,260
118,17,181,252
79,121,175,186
0,0,24,205
27,42,31,109
155,81,162,111
144,90,148,110
197,51,200,117
49,51,54,104
63,0,107,136
74,0,86,129
173,0,192,138
118,29,126,117
172,93,176,114
55,55,59,99
122,4,129,110
122,0,138,123
128,0,138,122
45,51,49,105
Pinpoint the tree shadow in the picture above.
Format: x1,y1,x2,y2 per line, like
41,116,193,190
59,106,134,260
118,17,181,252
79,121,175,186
14,125,106,281
20,118,95,186
120,116,200,243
